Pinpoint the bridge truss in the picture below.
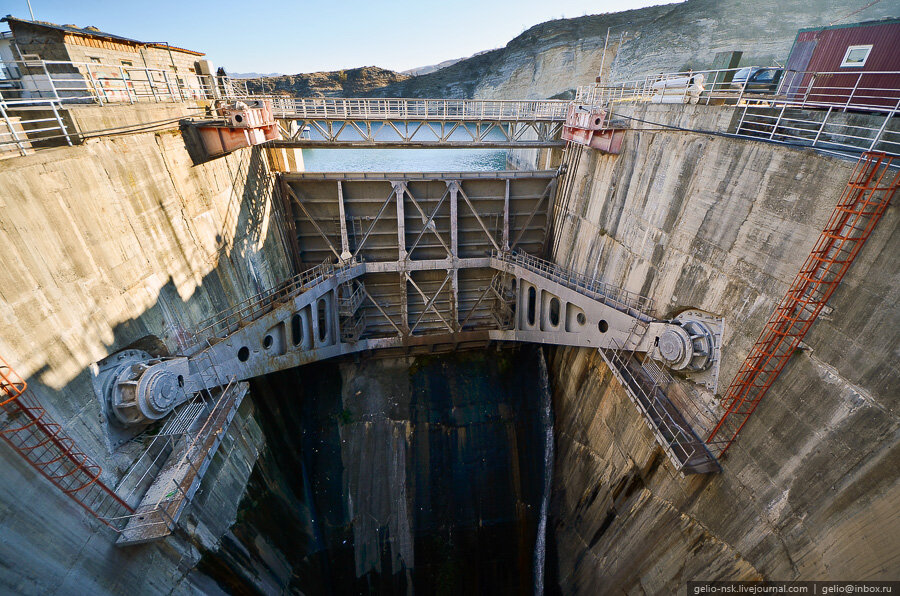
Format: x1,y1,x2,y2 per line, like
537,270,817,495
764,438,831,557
268,97,568,148
96,170,724,480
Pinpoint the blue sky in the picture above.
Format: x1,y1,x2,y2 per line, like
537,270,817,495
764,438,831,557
2,0,677,73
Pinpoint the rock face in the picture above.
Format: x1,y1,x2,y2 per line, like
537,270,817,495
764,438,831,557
243,66,410,97
542,103,900,591
202,347,553,593
366,0,900,99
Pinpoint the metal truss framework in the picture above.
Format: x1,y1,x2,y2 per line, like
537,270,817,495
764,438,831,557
273,119,566,148
95,170,725,476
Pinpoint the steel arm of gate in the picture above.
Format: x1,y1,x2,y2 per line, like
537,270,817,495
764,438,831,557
98,258,720,427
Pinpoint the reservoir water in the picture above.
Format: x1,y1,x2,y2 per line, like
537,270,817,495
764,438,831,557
299,121,511,171
301,148,509,171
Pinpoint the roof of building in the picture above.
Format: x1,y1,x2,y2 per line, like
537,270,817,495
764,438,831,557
797,16,900,34
0,15,205,56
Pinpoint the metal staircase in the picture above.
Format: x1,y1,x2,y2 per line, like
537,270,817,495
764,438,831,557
599,322,720,474
338,280,366,342
114,380,247,546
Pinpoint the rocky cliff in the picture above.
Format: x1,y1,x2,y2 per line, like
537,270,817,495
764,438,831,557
243,66,409,97
367,0,899,99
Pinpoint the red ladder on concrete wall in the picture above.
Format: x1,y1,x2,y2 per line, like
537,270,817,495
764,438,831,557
0,355,133,529
706,152,900,457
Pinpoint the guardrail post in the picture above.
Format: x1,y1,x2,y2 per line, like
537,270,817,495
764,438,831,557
867,105,895,152
162,70,175,102
41,61,61,102
50,100,72,146
146,68,159,103
0,99,28,156
769,103,787,140
84,64,103,106
119,66,134,104
735,103,749,135
811,106,832,148
736,77,748,106
845,72,862,112
802,74,815,108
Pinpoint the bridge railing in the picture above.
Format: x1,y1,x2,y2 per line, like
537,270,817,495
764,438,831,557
493,249,655,319
574,67,900,159
186,260,347,347
265,97,570,121
576,67,900,114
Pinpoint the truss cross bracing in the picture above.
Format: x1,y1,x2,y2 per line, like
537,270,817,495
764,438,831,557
96,170,728,479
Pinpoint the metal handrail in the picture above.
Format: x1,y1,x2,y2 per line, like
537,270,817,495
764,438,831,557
105,376,240,535
492,249,655,319
578,67,900,114
0,354,27,407
265,96,570,121
599,338,702,470
186,260,347,345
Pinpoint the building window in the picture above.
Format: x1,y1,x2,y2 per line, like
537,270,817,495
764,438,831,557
89,56,102,63
840,45,872,68
120,60,133,67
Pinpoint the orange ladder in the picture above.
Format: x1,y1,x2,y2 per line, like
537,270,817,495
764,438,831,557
706,152,900,456
0,355,133,529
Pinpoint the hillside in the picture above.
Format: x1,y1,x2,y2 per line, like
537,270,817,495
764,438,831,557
238,0,898,100
242,66,409,97
367,0,900,99
402,49,496,76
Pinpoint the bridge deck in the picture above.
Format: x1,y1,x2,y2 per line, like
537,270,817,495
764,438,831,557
268,97,570,122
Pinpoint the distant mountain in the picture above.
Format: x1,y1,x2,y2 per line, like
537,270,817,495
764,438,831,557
241,66,410,97
229,72,284,79
402,49,497,77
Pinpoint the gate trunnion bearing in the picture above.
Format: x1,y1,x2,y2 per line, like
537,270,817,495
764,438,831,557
656,317,717,372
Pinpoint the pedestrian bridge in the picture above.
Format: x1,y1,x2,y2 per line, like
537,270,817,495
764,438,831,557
267,97,569,148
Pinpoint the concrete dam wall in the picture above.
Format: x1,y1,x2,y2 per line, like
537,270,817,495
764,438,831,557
0,112,291,592
0,100,897,594
541,104,899,591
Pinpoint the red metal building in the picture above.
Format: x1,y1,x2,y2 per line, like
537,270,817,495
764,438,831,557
782,18,900,110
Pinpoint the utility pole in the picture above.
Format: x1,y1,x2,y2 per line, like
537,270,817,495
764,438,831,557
26,0,35,20
598,27,611,84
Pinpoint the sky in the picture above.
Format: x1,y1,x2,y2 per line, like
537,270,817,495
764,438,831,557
1,0,677,74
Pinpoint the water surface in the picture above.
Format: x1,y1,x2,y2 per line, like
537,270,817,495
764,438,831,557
301,148,509,171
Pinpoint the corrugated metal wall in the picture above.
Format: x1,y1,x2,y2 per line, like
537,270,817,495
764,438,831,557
788,20,900,109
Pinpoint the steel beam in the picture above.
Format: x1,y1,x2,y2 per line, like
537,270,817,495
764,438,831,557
281,170,557,182
336,180,351,261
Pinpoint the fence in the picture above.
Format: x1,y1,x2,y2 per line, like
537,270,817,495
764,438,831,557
0,58,248,105
598,325,717,474
105,376,244,543
734,103,899,158
574,67,900,159
186,260,348,346
0,57,251,156
265,96,570,121
493,249,655,320
576,67,900,112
